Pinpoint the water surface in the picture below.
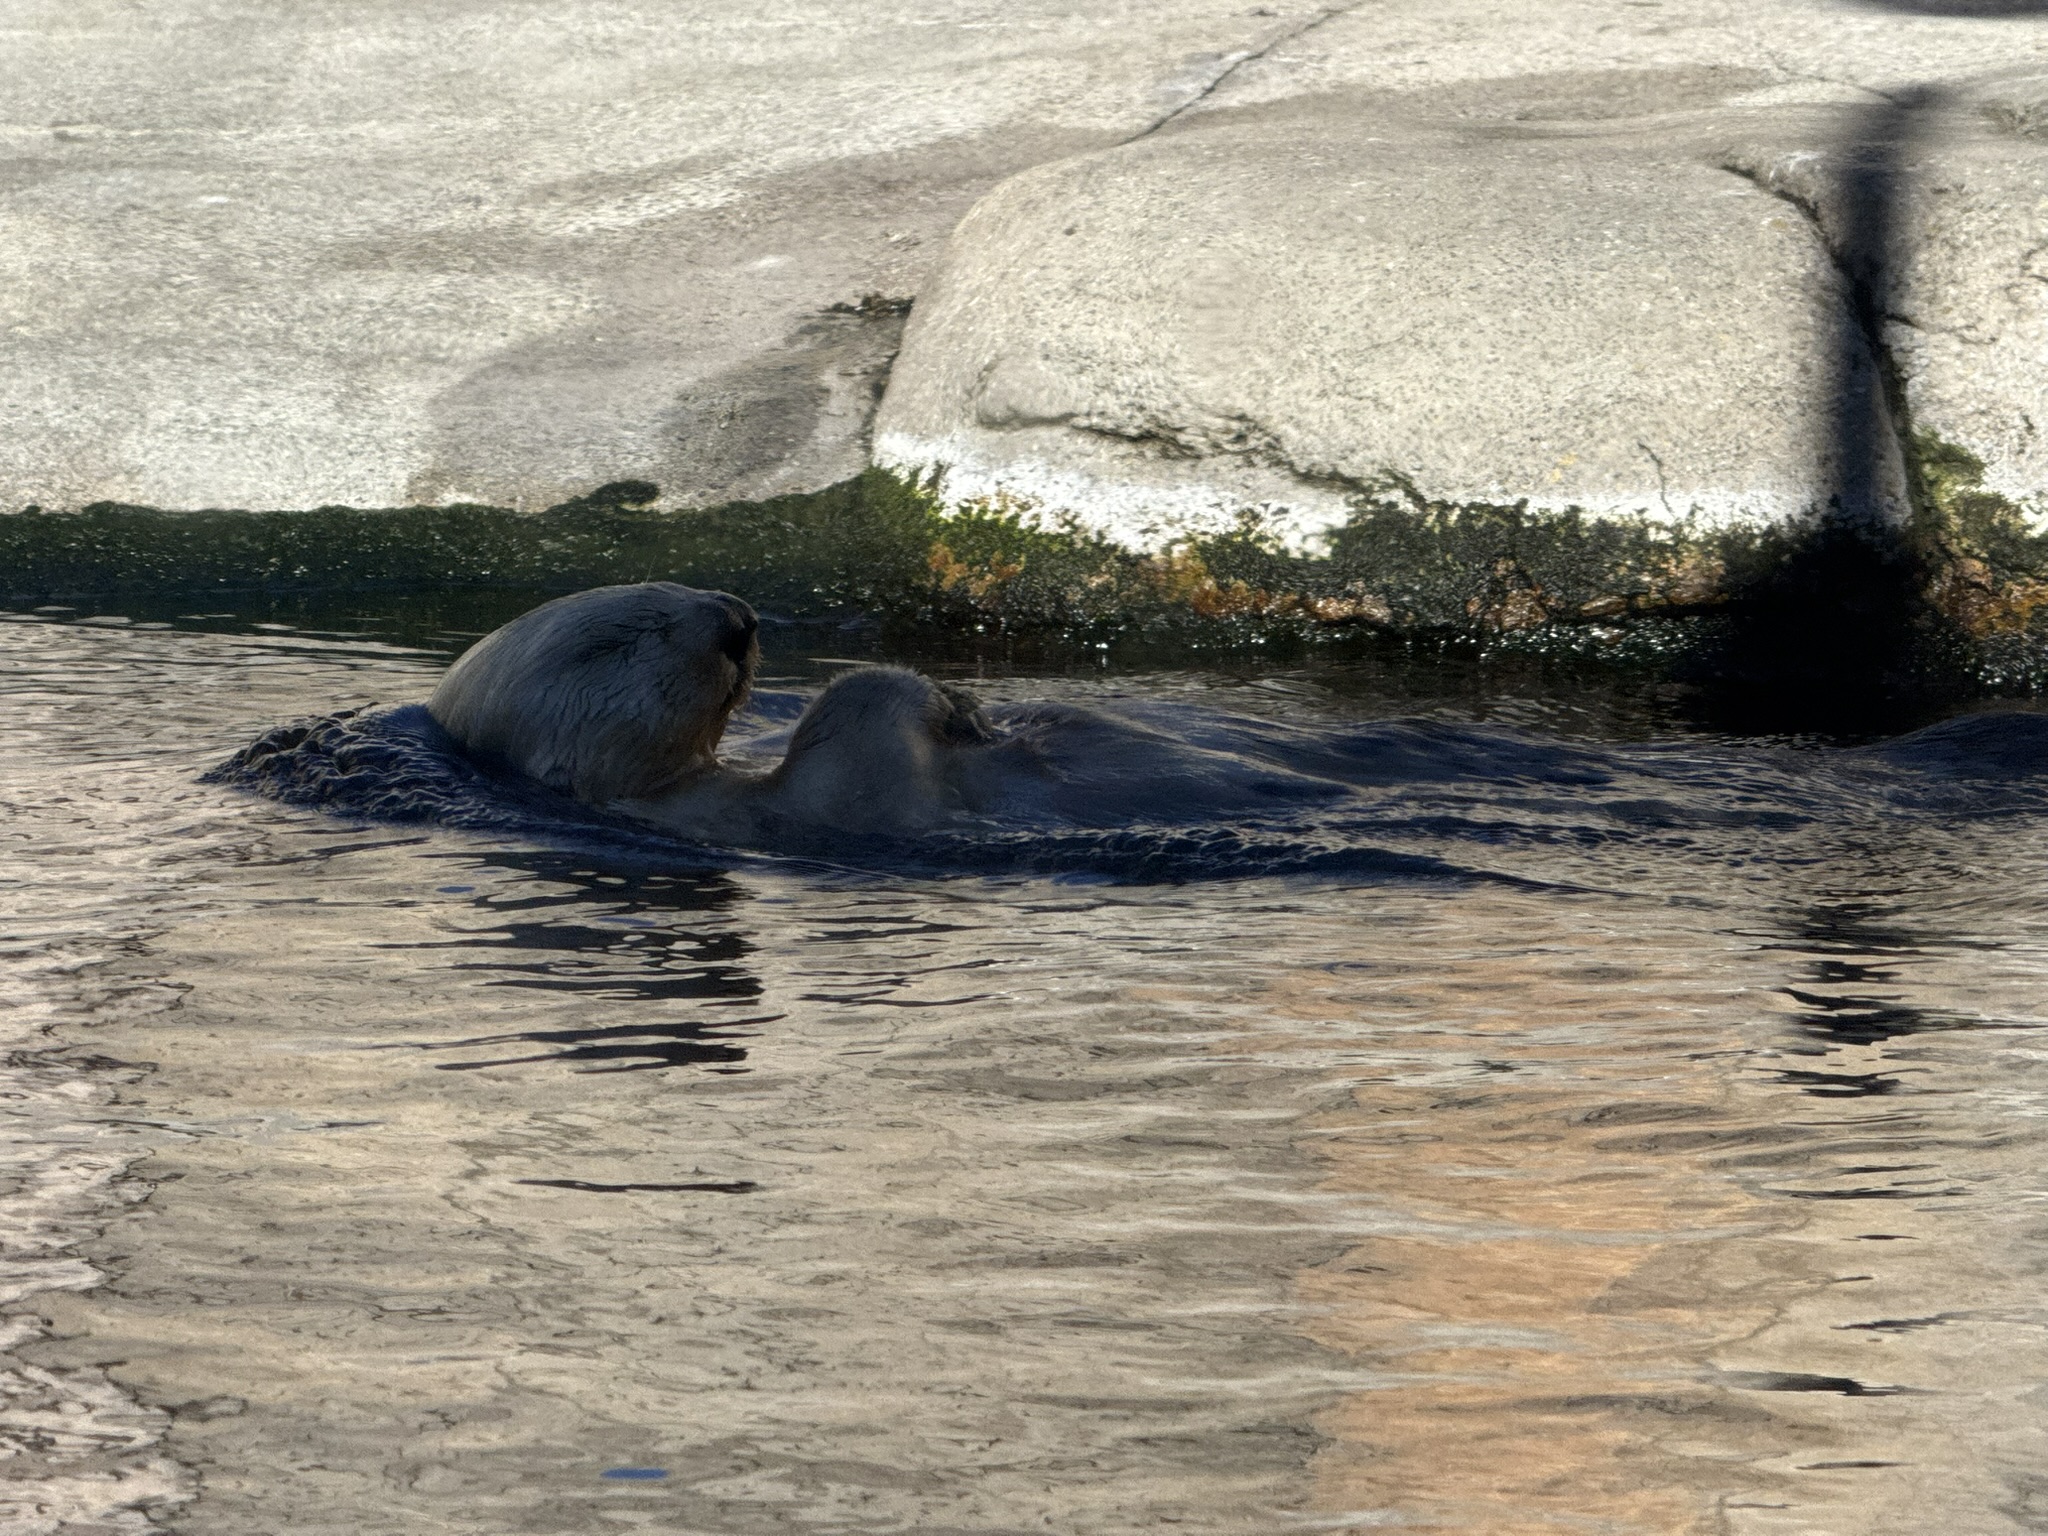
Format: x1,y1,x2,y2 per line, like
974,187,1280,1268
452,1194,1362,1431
7,607,2048,1535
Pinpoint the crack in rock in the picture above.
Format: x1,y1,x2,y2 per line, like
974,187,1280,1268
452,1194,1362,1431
1718,145,1913,529
1127,2,1369,142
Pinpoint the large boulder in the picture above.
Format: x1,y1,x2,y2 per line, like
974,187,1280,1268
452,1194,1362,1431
876,89,2047,546
3,0,2042,520
873,108,1896,544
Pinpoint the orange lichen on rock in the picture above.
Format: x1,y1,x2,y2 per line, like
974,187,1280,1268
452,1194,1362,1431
1138,548,1278,619
1466,559,1551,632
925,540,1024,602
1300,588,1395,627
1931,556,2048,638
1654,552,1727,609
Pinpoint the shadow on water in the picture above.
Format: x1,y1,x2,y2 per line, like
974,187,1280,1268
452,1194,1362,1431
376,852,779,1073
1743,891,2034,1206
513,1177,761,1194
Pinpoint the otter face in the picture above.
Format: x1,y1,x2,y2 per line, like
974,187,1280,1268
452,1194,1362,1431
428,581,758,804
772,668,997,831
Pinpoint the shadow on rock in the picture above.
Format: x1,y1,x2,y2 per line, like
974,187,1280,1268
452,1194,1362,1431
1848,0,2048,15
1689,91,1972,735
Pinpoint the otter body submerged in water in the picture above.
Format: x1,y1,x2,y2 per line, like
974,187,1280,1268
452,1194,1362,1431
426,582,1345,840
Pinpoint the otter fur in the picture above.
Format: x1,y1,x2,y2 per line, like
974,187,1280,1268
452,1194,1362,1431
427,582,758,804
429,583,1346,840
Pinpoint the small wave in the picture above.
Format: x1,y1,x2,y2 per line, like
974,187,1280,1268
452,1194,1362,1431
204,699,2048,890
202,705,637,839
203,706,1539,887
756,821,1539,888
1867,709,2048,778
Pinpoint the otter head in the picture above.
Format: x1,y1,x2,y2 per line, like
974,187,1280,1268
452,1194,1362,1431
428,581,758,803
771,668,997,832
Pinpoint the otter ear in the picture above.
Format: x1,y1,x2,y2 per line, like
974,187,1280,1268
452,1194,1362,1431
933,683,998,745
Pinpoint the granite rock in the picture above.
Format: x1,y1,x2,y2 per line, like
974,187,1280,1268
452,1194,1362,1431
877,77,2048,544
875,107,1909,544
0,0,1286,512
5,0,2045,520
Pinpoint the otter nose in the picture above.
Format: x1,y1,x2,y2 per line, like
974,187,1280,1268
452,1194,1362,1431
717,598,759,669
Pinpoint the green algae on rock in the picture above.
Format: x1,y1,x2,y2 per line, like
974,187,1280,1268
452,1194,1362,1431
7,463,2047,701
0,469,1722,636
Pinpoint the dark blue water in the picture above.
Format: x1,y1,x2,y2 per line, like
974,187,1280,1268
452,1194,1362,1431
204,684,2048,894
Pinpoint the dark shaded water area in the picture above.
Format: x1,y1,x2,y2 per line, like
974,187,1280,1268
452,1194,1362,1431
7,594,2048,1535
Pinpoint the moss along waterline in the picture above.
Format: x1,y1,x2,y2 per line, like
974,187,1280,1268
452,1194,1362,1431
5,454,2044,719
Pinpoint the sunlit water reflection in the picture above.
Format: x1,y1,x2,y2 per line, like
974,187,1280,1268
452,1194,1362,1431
6,612,2048,1535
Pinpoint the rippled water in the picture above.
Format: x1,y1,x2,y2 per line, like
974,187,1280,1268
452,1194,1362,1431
8,607,2048,1535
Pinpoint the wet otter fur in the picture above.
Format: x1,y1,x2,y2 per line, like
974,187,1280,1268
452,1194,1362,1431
428,581,759,804
430,583,1346,840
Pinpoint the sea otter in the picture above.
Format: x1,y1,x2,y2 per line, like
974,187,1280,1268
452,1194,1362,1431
427,581,761,804
427,582,1347,839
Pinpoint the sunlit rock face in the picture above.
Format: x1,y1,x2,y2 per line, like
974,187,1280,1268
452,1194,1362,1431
0,0,1287,515
1889,146,2048,512
876,85,2047,551
1867,101,2047,511
874,110,1890,546
1717,87,2048,502
3,1,2043,523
